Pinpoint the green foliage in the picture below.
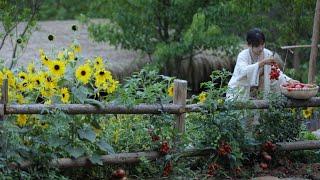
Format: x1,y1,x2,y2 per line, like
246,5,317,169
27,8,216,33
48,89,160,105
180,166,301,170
114,66,174,106
87,0,240,65
255,94,302,142
0,0,39,69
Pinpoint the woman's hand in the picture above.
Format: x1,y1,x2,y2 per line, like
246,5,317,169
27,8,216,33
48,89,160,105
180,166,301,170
258,58,278,68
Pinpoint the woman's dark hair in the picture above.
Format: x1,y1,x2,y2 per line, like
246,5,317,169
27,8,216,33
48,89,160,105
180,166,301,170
246,28,265,47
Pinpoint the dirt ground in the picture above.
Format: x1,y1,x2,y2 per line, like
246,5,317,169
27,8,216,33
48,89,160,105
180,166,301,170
0,20,148,78
253,163,320,180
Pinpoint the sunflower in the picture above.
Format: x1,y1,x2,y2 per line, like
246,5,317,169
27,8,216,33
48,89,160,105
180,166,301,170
38,121,49,129
18,80,34,92
40,87,55,98
105,79,119,94
94,56,105,70
0,71,4,86
16,114,27,127
27,62,36,74
41,72,58,89
18,72,28,80
75,63,92,84
68,51,75,61
57,51,65,60
167,84,174,97
41,54,50,66
60,87,70,103
31,74,43,89
72,44,81,53
199,92,207,103
94,69,112,88
302,107,313,119
48,60,66,78
4,69,16,87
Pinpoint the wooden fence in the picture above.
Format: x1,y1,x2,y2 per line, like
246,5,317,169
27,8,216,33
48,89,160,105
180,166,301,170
1,79,320,169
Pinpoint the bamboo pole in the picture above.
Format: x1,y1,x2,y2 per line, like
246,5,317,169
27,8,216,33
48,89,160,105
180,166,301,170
281,44,320,49
308,0,320,84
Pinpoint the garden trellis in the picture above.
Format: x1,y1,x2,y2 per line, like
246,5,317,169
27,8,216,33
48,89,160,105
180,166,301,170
0,79,320,169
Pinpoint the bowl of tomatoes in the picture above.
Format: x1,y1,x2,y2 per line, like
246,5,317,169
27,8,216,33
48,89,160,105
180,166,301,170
280,82,319,99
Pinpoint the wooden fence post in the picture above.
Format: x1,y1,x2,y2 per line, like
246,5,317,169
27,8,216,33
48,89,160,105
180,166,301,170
308,0,320,84
173,79,187,133
0,79,8,120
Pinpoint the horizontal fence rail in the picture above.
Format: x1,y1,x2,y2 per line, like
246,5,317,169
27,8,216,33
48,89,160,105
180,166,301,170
2,97,320,115
1,79,320,170
14,140,320,169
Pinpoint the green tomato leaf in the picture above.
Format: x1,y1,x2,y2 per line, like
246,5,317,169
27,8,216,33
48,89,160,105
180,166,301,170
97,140,115,154
78,127,96,142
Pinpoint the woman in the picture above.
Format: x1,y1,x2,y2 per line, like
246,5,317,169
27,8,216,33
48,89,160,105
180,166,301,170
227,28,298,100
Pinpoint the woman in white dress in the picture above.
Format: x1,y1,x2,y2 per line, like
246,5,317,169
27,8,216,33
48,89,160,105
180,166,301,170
227,28,298,101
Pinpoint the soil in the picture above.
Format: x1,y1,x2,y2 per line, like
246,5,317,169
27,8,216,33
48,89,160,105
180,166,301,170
253,163,320,180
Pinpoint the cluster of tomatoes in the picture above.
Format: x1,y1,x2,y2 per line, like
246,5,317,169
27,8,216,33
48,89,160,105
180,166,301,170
147,128,173,176
148,128,160,142
259,141,276,170
217,142,232,156
282,82,313,91
269,63,280,80
111,168,127,180
207,163,220,176
162,161,173,177
159,141,170,155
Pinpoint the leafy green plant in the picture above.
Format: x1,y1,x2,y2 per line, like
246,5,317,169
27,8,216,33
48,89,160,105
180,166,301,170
255,94,302,143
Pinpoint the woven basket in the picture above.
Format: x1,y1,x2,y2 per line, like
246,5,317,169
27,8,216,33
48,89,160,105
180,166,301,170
280,84,319,99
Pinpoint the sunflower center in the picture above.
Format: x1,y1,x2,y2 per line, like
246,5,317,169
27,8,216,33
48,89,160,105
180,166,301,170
20,76,25,79
62,93,65,98
36,80,40,85
99,71,105,75
54,65,60,70
81,71,86,76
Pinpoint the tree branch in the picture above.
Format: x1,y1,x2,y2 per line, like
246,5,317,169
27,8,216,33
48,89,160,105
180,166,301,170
0,23,18,52
9,0,40,69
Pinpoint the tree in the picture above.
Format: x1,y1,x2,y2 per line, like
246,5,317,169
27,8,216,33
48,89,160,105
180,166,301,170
0,0,40,69
86,0,316,89
87,0,239,91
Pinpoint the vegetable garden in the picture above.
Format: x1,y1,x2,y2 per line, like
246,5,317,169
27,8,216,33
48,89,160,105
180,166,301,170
1,0,320,179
